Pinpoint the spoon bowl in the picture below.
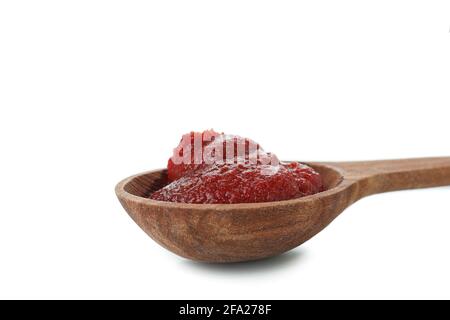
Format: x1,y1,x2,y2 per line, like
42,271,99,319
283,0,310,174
116,158,450,263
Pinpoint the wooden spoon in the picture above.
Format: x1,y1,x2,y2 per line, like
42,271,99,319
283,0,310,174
116,157,450,263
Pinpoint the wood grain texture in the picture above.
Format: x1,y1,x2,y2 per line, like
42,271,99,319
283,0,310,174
115,158,450,263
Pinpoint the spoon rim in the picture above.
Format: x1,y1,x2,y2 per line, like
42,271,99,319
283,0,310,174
115,162,349,210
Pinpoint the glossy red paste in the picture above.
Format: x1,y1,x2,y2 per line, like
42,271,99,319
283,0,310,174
150,131,323,204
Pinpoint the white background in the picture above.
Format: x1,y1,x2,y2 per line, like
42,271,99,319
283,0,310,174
1,1,449,299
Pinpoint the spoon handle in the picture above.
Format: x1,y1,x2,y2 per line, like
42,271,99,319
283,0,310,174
334,157,450,198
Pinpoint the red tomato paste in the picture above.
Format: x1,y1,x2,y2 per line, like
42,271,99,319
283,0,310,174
150,130,323,204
